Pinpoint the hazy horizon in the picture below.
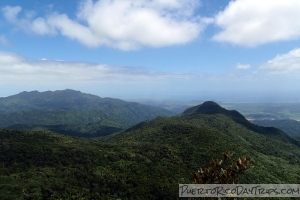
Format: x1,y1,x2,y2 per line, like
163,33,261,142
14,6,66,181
1,88,300,104
1,0,300,103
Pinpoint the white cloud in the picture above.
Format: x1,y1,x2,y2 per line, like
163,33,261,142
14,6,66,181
0,51,299,101
2,5,22,23
47,13,101,47
2,0,204,50
213,0,300,46
0,51,25,64
235,63,251,70
0,51,193,84
260,48,300,74
31,17,56,35
0,35,9,46
1,5,36,33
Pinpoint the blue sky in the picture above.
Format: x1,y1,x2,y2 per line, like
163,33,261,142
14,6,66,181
1,0,300,102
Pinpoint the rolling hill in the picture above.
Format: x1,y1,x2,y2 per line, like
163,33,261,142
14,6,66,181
0,101,299,199
0,89,173,136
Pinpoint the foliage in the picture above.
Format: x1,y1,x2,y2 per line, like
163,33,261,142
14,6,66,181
192,151,251,184
0,89,173,137
253,119,300,138
0,101,300,199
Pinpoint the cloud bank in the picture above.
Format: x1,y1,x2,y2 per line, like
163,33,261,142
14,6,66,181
260,48,300,74
0,51,193,84
0,50,299,101
1,0,204,50
0,51,203,99
213,0,300,46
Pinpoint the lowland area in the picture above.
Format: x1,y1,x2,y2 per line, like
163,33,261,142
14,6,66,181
0,89,300,199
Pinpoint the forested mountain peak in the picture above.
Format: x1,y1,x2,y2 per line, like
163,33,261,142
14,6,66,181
182,101,225,115
0,89,164,111
182,101,245,121
180,101,299,145
1,89,100,104
0,89,174,136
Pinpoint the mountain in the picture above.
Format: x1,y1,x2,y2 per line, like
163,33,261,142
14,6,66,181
181,101,299,145
182,101,229,115
111,101,300,185
114,100,300,149
1,101,299,199
0,89,174,136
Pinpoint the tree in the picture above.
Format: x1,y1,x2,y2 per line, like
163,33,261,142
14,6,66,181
192,151,251,184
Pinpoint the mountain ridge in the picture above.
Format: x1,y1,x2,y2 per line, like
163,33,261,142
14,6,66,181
180,101,300,146
113,101,300,152
0,89,174,136
0,89,114,111
182,101,247,122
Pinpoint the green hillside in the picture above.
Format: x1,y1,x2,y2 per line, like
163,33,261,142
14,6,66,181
252,119,300,138
0,89,173,136
1,101,299,199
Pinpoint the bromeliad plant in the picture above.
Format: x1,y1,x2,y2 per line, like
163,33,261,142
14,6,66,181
192,151,251,184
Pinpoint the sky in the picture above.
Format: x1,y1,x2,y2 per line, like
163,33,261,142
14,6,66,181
1,0,300,102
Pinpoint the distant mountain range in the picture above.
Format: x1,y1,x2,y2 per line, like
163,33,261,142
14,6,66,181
1,100,299,199
0,89,173,136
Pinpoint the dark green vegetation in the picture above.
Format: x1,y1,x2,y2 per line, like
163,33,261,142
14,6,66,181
252,119,300,139
1,101,300,199
221,103,300,139
0,89,173,137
